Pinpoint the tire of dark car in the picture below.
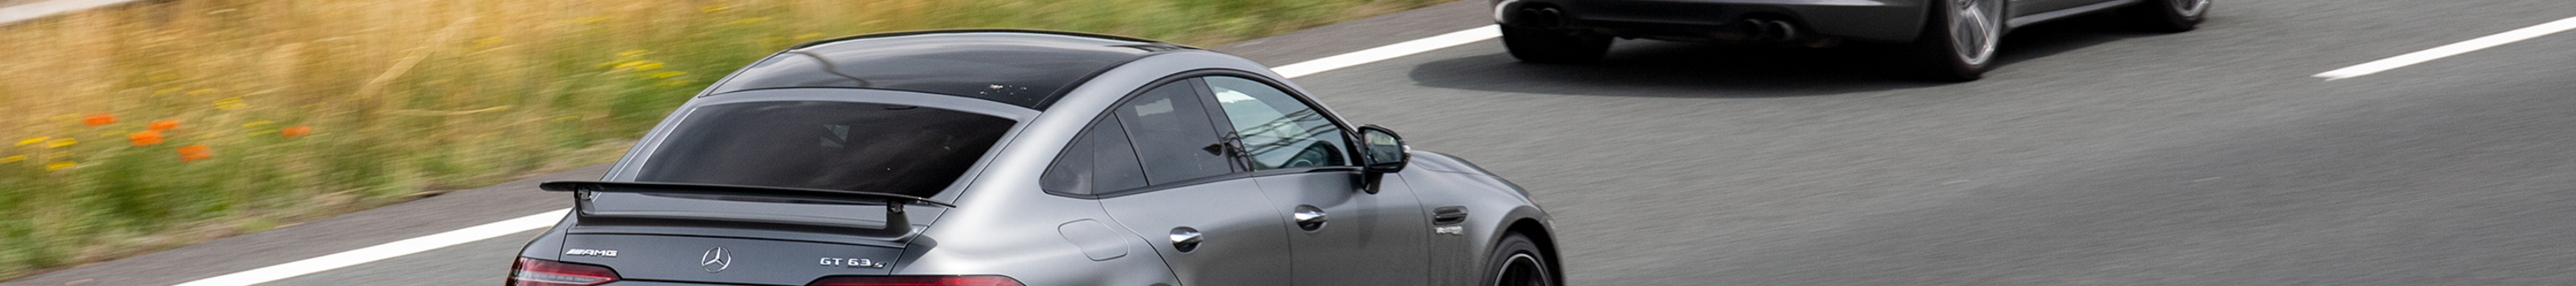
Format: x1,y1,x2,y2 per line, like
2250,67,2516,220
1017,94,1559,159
1482,232,1559,286
1502,25,1613,63
2125,0,2209,32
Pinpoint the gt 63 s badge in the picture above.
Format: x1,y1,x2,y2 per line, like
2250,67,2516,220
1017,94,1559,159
821,257,889,268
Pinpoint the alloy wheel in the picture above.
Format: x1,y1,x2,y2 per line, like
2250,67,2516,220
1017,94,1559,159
2170,0,2211,17
1948,0,2003,66
1492,253,1554,286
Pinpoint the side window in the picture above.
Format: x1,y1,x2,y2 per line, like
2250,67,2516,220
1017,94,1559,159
1116,80,1236,184
1205,76,1349,170
1042,116,1149,195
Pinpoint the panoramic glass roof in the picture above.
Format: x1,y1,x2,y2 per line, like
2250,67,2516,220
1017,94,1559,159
707,30,1193,110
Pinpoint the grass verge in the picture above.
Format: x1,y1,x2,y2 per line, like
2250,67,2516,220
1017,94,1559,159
0,0,1447,280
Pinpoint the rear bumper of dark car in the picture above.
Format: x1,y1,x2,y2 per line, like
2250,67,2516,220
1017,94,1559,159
1493,0,1928,43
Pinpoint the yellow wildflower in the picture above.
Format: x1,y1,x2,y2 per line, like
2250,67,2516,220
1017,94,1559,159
614,61,645,70
617,49,650,57
216,97,249,110
553,115,581,122
795,33,826,40
0,156,22,163
46,138,76,148
16,137,47,146
46,161,75,171
700,4,729,13
635,62,665,72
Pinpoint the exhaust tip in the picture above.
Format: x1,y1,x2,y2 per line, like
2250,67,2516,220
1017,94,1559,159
1739,19,1802,42
1766,20,1800,41
1518,7,1565,29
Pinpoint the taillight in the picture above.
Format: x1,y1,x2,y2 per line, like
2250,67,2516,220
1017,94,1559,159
807,275,1026,286
508,257,620,286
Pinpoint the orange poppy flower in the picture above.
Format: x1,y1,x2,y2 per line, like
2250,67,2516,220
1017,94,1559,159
148,120,181,130
83,113,115,126
128,130,165,146
281,126,313,138
177,145,212,162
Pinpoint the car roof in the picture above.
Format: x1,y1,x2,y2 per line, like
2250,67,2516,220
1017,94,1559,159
703,29,1197,111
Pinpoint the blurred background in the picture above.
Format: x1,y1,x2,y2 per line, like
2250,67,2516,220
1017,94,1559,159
0,0,1444,279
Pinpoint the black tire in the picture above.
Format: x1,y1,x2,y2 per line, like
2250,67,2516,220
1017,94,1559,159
1911,0,2004,81
1482,233,1558,286
1502,25,1611,63
2124,0,2209,32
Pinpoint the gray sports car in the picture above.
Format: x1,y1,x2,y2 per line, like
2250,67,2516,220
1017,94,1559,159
509,30,1560,286
1493,0,2212,80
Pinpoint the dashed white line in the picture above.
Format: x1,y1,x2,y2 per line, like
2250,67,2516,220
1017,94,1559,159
2315,16,2576,80
165,25,1502,286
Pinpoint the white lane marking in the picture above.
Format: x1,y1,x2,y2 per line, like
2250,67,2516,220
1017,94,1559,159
165,24,1501,286
2315,16,2576,80
0,0,145,24
1272,25,1500,78
170,209,567,286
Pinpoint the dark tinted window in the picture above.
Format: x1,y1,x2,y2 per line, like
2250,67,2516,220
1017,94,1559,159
1117,80,1235,183
709,32,1182,109
1206,76,1348,170
635,101,1015,198
1042,116,1150,195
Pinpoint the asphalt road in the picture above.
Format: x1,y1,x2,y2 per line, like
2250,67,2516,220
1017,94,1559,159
13,0,2576,285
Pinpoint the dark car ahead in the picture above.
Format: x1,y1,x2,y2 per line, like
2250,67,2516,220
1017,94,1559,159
1493,0,2210,80
507,30,1561,286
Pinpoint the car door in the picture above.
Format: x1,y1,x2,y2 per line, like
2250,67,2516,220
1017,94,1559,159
1199,75,1433,285
1076,80,1292,286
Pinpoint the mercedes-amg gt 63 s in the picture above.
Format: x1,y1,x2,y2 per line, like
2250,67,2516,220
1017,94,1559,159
509,30,1561,286
1492,0,2212,80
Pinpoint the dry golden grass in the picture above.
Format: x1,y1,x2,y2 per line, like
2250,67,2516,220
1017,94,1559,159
0,0,1445,279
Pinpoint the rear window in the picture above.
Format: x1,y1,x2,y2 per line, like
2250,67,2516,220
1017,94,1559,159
634,101,1016,198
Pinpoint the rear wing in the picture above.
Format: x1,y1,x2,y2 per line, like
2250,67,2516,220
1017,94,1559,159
538,181,949,238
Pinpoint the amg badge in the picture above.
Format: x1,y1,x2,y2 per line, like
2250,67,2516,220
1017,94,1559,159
820,257,890,268
564,248,618,257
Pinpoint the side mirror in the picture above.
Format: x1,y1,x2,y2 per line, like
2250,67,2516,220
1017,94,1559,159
1354,125,1407,194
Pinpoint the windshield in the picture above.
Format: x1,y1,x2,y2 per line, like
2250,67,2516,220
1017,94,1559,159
634,101,1015,198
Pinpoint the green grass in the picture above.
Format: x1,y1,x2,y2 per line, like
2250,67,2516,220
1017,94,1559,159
0,0,1447,279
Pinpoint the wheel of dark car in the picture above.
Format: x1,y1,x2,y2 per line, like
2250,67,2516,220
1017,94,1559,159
1483,233,1557,286
1911,0,2004,81
2125,0,2209,32
1501,25,1611,63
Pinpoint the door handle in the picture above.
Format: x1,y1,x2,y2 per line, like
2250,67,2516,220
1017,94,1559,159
1292,206,1328,231
1169,227,1202,253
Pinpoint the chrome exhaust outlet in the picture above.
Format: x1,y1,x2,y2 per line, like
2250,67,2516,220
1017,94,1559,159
1765,20,1801,42
1741,19,1802,42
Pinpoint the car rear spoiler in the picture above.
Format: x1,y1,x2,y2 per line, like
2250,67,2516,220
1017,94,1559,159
538,181,951,238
